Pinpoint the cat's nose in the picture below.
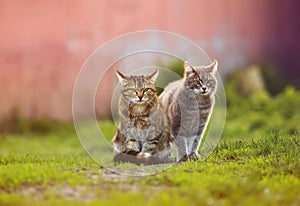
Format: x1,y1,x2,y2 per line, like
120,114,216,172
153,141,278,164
137,93,143,100
202,87,207,92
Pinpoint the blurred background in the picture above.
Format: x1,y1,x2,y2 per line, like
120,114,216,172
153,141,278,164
1,0,299,135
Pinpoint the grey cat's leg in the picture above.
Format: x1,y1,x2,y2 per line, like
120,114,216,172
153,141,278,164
187,135,201,160
175,136,188,162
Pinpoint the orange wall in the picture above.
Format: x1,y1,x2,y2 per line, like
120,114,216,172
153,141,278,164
0,0,299,121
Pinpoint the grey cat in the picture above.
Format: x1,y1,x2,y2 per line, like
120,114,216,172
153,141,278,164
160,60,218,162
112,70,175,164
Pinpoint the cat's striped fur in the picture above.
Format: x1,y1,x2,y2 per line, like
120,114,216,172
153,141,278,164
112,70,175,164
160,60,218,161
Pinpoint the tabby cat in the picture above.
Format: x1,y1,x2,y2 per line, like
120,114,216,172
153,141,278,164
160,60,218,162
112,70,175,164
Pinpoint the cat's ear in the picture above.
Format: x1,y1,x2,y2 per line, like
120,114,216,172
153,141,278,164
184,61,196,77
205,60,218,74
116,70,129,82
146,70,159,82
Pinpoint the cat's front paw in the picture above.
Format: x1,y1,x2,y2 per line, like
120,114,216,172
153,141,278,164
126,139,140,153
188,152,200,161
177,154,189,163
137,152,151,158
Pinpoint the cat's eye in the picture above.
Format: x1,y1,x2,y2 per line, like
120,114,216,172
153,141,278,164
207,80,213,85
144,88,150,92
196,79,202,84
129,88,137,93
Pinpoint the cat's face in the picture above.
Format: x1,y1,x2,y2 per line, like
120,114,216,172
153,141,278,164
184,60,218,96
117,70,159,104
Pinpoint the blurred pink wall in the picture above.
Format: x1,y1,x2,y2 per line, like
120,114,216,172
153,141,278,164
0,0,299,121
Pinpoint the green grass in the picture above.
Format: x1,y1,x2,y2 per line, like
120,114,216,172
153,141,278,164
1,84,300,205
0,126,299,205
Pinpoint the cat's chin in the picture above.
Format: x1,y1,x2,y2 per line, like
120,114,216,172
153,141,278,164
132,100,146,104
194,91,209,96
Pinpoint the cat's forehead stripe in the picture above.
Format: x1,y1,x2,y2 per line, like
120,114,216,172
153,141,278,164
134,76,144,88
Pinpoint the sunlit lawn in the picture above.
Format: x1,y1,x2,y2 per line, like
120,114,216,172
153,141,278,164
0,121,299,206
